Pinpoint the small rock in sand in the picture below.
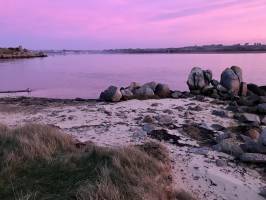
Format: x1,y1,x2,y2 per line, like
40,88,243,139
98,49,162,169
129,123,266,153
189,105,203,111
239,113,261,124
163,109,174,114
156,114,173,125
147,129,182,146
213,140,243,158
151,103,160,107
212,110,228,118
189,147,209,156
143,115,155,123
216,159,227,167
171,91,183,99
142,123,157,133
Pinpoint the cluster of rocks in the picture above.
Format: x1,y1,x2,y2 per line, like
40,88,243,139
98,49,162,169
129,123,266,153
100,67,266,163
0,46,47,59
100,82,180,102
211,127,266,164
187,66,266,165
187,66,248,99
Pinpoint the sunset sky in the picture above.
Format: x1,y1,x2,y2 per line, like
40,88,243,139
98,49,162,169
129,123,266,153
1,0,266,49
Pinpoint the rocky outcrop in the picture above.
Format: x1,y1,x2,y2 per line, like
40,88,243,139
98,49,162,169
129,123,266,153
187,67,212,91
100,86,122,102
186,66,250,100
100,81,182,102
220,66,242,95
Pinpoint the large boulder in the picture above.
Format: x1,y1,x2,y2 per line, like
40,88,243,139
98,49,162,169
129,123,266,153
220,66,242,95
187,67,212,91
134,86,155,99
143,82,158,92
121,88,134,100
155,83,171,98
100,86,122,102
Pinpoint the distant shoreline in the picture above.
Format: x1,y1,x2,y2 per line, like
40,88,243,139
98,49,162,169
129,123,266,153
44,43,266,55
0,46,47,59
44,50,266,56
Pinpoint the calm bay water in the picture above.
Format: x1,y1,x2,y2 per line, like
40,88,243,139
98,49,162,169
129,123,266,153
0,53,265,99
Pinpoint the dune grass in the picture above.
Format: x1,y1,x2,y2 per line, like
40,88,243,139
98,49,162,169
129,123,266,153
0,124,193,200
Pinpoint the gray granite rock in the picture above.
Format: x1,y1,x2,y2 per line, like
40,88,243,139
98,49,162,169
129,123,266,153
187,67,210,91
155,83,171,98
220,67,241,95
100,86,122,102
240,153,266,163
216,159,227,167
134,86,155,99
239,113,261,124
171,91,183,99
213,140,243,158
121,88,134,100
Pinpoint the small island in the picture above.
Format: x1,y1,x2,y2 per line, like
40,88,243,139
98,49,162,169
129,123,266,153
0,46,47,59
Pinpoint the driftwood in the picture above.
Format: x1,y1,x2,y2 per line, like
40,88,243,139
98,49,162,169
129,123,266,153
0,88,32,94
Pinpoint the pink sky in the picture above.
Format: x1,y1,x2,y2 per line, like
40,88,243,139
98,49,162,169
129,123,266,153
1,0,266,49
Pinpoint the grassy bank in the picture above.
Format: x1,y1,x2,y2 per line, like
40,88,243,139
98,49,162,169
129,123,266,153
0,124,193,200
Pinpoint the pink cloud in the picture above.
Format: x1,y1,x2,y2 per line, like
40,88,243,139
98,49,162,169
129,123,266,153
0,0,266,49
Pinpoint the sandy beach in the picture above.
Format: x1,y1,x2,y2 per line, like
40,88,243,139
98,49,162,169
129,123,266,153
0,96,264,200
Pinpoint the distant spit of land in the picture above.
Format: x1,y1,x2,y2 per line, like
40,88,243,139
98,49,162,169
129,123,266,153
44,43,266,55
0,46,47,59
